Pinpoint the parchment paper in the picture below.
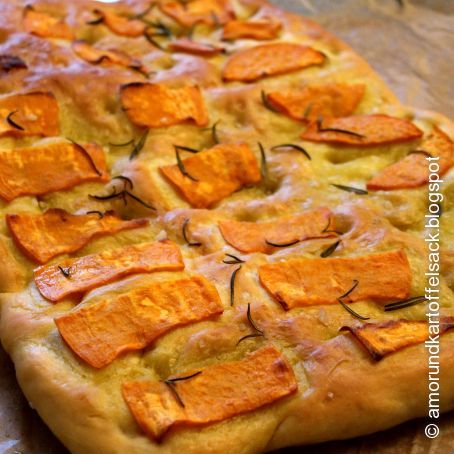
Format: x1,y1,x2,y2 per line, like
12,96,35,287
1,0,453,453
279,0,454,118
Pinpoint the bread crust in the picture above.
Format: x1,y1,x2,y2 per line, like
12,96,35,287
0,1,453,453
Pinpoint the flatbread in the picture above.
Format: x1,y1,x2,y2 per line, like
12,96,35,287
0,0,453,453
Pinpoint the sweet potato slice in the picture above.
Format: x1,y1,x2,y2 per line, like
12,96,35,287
159,143,261,208
92,9,146,37
340,316,454,360
0,91,59,138
122,345,297,440
301,114,423,146
222,43,325,82
34,240,184,302
0,142,108,202
367,127,454,190
160,0,235,27
266,84,365,122
168,38,223,57
55,275,223,368
222,19,282,41
6,209,149,264
219,207,335,254
259,250,411,310
120,82,209,128
23,5,74,40
72,40,143,70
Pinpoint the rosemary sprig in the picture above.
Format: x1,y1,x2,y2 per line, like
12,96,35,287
58,266,72,278
108,138,135,147
230,265,241,306
243,304,264,334
331,184,368,195
91,55,110,66
316,50,329,60
68,139,102,177
86,16,104,25
86,210,105,219
408,149,433,158
320,240,341,258
261,90,279,113
175,147,198,181
237,303,265,345
155,21,173,38
143,20,173,37
202,120,220,144
165,371,202,383
339,279,359,300
271,143,311,160
144,30,165,50
258,142,268,181
186,22,197,39
164,371,202,408
321,217,342,235
265,239,300,248
337,279,370,321
129,129,149,160
6,111,24,130
222,253,245,264
237,332,264,344
182,218,201,247
337,297,368,320
89,188,156,210
112,175,133,190
109,130,149,160
89,188,121,201
384,296,427,312
303,103,313,119
124,191,156,210
319,126,364,138
128,65,151,79
317,116,365,139
212,120,220,144
0,55,27,72
174,144,199,154
132,2,156,19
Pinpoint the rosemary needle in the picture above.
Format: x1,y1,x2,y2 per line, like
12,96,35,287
230,265,241,306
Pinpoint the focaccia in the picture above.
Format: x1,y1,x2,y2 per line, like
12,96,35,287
0,1,453,453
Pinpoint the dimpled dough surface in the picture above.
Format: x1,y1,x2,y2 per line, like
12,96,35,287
0,0,453,453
